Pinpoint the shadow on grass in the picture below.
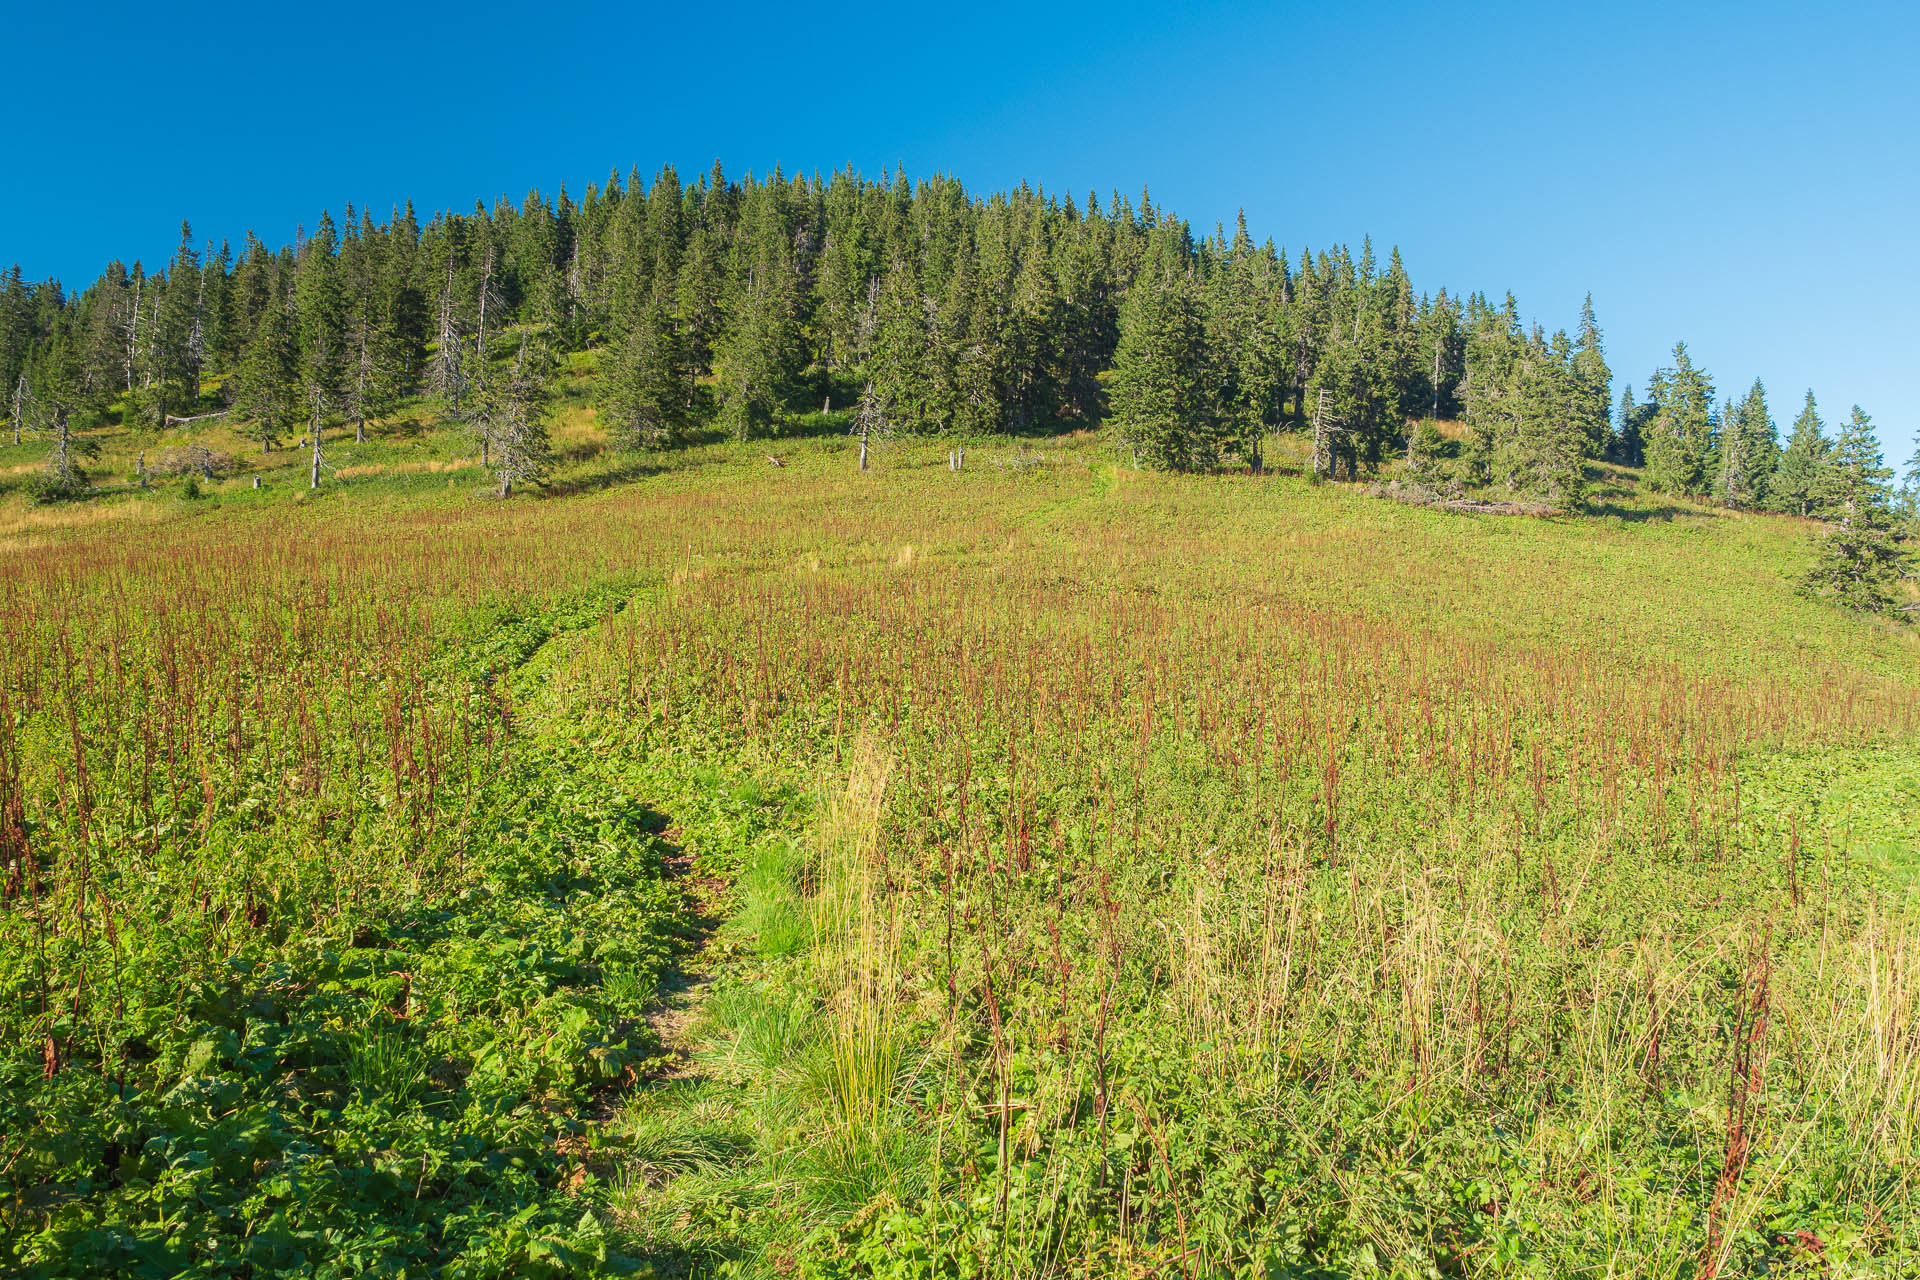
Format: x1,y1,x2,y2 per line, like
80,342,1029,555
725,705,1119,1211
542,453,675,497
1588,501,1717,523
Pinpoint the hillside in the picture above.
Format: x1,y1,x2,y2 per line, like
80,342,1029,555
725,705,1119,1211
3,391,1918,1276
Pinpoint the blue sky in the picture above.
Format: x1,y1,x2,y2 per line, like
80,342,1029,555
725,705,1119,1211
5,0,1916,467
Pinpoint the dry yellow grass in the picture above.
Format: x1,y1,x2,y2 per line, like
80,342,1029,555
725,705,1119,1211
0,497,165,553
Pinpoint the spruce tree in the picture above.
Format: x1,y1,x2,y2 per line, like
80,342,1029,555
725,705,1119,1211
867,257,936,433
1801,407,1910,612
1416,289,1464,420
24,323,101,500
1716,378,1777,508
1108,256,1220,472
296,212,350,448
1570,294,1612,458
1208,220,1285,470
1492,329,1586,504
131,224,203,428
233,307,301,453
1459,304,1523,484
1643,342,1715,494
1770,391,1830,516
492,334,555,497
601,295,689,449
714,199,800,441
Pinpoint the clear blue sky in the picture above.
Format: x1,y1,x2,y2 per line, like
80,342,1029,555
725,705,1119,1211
5,0,1915,467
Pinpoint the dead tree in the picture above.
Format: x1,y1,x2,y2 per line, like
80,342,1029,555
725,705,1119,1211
163,409,231,428
853,379,889,472
308,393,326,490
1311,388,1345,479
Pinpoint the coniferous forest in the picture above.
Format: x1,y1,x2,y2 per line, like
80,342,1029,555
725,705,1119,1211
2,164,1919,1279
6,165,1914,606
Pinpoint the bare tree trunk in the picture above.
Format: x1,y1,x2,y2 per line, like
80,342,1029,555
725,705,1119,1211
1431,340,1442,420
309,402,323,489
126,283,141,393
437,261,462,409
859,432,869,472
11,376,22,445
354,341,368,444
477,244,494,365
1313,388,1329,478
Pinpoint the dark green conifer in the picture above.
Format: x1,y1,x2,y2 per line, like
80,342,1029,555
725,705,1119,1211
1802,407,1910,612
1109,247,1221,472
1770,391,1831,516
1716,378,1776,508
1643,342,1715,494
602,296,690,449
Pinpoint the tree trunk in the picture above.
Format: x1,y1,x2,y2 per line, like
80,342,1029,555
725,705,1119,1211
309,410,323,489
126,286,140,392
858,433,869,472
500,474,512,499
1431,341,1442,419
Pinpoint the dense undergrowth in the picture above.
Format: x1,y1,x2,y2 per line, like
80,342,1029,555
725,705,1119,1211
3,420,1918,1278
1,597,692,1276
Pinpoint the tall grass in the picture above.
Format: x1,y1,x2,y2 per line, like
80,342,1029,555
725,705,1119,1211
5,429,1918,1275
810,741,903,1149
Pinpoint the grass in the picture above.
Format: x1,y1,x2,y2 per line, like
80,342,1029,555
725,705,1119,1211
1,390,1917,1277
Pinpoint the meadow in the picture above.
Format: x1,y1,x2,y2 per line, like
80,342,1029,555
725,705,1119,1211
2,398,1918,1278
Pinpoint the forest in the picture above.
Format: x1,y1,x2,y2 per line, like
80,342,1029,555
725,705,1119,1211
2,165,1919,1280
4,164,1915,612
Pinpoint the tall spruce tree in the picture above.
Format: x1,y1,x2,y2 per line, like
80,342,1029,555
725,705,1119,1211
867,257,938,434
601,295,690,449
492,334,555,497
1570,294,1612,457
714,198,801,441
233,306,301,453
1643,342,1715,495
1491,328,1587,504
1770,391,1831,516
296,212,350,455
1801,407,1910,612
24,321,101,500
1108,251,1221,472
1716,378,1777,508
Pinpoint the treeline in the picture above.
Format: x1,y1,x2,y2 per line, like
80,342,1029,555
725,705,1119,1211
1615,344,1888,515
0,162,1913,598
1,164,1613,494
1609,345,1917,612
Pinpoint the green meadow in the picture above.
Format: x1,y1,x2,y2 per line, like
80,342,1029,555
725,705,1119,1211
2,382,1917,1279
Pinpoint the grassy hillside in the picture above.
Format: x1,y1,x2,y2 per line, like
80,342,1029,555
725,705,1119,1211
2,398,1917,1278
